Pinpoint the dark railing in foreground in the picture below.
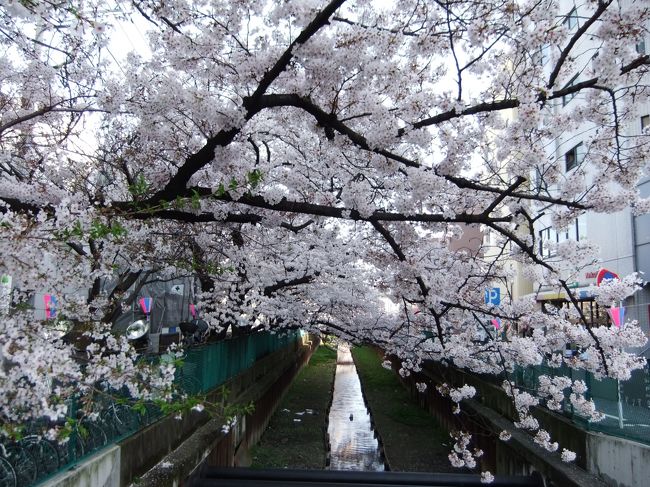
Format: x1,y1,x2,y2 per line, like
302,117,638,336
509,361,650,446
0,331,301,487
197,467,545,486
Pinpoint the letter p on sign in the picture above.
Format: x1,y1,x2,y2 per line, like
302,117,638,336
485,288,500,306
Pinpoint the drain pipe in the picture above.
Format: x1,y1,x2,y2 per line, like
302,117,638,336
631,208,639,274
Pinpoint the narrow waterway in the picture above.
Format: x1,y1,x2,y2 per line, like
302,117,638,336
327,344,385,471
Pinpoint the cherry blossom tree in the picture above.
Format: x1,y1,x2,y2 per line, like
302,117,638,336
1,0,650,471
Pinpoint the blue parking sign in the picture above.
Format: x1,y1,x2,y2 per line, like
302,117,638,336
484,288,500,306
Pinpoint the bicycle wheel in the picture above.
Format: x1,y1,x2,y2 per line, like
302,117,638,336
78,420,108,455
21,436,59,478
102,404,139,437
3,443,37,486
56,432,84,465
0,456,16,487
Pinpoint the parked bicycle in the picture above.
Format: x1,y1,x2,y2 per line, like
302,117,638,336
179,319,210,347
0,456,16,487
0,441,37,487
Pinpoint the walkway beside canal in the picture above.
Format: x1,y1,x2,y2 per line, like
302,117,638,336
250,345,337,468
351,346,456,473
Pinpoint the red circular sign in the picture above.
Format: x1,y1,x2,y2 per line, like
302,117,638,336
596,268,619,286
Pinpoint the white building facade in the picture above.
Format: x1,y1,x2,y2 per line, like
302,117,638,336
530,0,650,333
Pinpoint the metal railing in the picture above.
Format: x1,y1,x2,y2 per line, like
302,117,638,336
0,330,301,487
511,361,650,445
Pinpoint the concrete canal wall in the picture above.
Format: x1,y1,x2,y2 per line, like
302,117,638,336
41,334,317,487
391,356,650,487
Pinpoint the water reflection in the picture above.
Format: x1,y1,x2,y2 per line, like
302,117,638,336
327,344,385,471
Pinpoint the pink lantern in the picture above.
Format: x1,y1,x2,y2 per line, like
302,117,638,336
608,306,625,328
139,297,153,319
44,294,57,319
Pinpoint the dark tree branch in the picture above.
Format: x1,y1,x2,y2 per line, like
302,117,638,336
149,0,345,204
127,190,514,225
255,93,418,167
546,0,613,90
480,176,527,217
443,174,588,210
264,273,319,297
559,279,610,376
0,197,53,215
371,220,445,348
251,94,592,211
160,16,183,33
332,15,421,36
245,0,347,107
410,54,649,131
281,219,315,233
148,126,242,204
0,105,102,135
66,242,87,256
248,137,260,166
128,209,264,225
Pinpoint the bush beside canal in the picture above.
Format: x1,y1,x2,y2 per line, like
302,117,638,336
250,344,337,469
352,346,456,473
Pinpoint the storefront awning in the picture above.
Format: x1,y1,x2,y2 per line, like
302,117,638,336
522,286,595,302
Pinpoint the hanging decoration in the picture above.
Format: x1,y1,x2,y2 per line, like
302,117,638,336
44,294,57,319
139,297,153,320
608,306,625,328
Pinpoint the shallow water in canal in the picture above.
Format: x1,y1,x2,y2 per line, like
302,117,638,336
327,344,385,471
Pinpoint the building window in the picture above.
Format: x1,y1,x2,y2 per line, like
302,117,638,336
576,216,586,241
564,7,578,29
557,227,570,244
642,115,650,132
539,219,583,259
534,167,548,192
636,39,646,55
537,44,550,66
539,227,557,258
562,74,579,106
565,142,583,172
574,299,609,327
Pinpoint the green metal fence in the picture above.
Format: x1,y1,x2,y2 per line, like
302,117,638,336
179,331,300,392
0,330,301,487
512,361,650,445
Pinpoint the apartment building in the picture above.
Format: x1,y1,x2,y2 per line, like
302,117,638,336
480,1,650,336
532,0,650,333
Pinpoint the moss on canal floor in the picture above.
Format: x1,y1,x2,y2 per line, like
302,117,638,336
351,346,455,473
250,344,337,469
